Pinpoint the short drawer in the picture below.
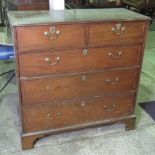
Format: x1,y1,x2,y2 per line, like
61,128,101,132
22,93,135,133
16,24,85,52
19,45,142,77
21,68,138,106
88,21,147,46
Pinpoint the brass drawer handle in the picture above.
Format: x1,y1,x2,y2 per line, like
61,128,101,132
56,112,62,118
111,23,126,35
104,104,116,112
44,26,60,40
108,51,122,59
106,77,120,85
83,49,88,56
81,101,86,107
47,113,52,119
44,57,60,66
81,75,86,81
46,86,50,90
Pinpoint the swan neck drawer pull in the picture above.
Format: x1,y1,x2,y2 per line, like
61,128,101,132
44,26,60,40
106,77,120,85
104,104,116,112
108,51,122,59
111,23,126,35
44,57,60,66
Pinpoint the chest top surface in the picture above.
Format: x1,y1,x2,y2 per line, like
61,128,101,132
8,8,150,26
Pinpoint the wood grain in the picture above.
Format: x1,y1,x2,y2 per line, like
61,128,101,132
21,68,138,106
19,45,142,77
10,9,149,149
88,21,146,46
22,93,135,133
16,24,85,52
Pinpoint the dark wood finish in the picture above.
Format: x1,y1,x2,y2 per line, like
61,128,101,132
16,22,146,52
9,9,149,150
88,21,147,46
19,45,142,77
22,93,135,133
16,25,85,52
124,116,136,131
22,134,41,150
21,68,138,106
21,115,136,149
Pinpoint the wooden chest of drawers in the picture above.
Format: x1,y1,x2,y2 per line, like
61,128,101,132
8,8,150,150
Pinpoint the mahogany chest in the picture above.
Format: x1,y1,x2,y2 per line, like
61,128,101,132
8,8,150,150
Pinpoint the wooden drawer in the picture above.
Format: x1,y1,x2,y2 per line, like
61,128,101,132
88,21,147,46
19,45,142,77
22,93,135,133
16,24,85,52
21,68,138,106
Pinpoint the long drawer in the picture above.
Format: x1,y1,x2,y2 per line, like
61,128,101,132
22,93,135,133
88,21,147,46
19,45,142,77
16,24,85,52
21,68,138,106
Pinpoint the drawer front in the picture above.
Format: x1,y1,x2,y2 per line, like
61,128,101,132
21,69,138,106
16,24,85,52
22,93,135,133
19,45,142,77
88,21,146,46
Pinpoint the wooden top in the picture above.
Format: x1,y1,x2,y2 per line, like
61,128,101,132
8,8,150,26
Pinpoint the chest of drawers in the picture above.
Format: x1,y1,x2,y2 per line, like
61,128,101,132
8,8,150,150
